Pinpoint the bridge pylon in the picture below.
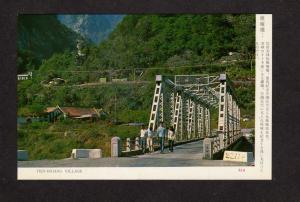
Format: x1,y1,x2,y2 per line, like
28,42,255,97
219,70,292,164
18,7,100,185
217,74,241,148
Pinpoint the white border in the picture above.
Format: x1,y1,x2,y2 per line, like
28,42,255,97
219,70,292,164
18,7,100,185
18,14,272,180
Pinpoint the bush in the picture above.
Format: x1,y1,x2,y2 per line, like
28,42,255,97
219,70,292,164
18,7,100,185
28,122,49,129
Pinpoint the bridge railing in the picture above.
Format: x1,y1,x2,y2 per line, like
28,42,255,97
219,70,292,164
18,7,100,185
203,132,243,159
212,136,221,154
120,137,164,152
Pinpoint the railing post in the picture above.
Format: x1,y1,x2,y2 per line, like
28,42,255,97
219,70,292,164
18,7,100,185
111,137,121,157
126,138,131,152
203,138,213,159
205,108,210,137
213,136,217,152
135,137,140,150
217,137,220,152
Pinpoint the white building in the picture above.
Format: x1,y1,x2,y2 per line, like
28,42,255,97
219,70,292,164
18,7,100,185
17,72,32,81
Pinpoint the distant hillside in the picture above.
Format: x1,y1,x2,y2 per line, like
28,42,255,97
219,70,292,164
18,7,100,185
57,15,124,44
82,14,255,69
17,14,83,73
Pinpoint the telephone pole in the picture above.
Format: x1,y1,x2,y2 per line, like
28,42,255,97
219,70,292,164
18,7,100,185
114,90,117,124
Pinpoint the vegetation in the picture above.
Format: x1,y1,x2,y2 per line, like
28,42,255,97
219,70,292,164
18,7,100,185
18,120,140,159
17,15,84,73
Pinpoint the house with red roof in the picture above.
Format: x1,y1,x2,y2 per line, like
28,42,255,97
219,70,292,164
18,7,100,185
45,105,106,122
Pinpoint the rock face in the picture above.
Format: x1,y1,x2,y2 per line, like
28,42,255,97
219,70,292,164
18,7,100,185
57,15,124,44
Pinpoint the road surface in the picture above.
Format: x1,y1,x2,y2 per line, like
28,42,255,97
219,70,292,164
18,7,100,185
18,140,250,167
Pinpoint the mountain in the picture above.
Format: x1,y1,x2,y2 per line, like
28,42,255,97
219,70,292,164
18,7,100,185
17,14,83,73
57,15,124,44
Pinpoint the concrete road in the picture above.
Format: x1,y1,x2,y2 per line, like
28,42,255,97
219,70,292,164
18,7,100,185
18,140,250,167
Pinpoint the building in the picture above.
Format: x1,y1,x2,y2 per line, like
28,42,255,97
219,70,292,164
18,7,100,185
45,107,62,122
17,72,32,81
49,78,65,85
45,106,105,122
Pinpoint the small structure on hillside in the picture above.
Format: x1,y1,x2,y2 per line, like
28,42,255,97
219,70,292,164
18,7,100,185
219,52,243,64
49,78,65,85
242,117,250,122
99,77,107,83
17,72,32,81
45,107,62,122
112,78,128,82
45,105,107,122
242,115,252,122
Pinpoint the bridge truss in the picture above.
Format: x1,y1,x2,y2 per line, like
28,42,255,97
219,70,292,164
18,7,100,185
148,74,241,148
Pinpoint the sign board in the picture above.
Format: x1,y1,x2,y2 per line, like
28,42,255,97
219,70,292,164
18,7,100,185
223,151,254,162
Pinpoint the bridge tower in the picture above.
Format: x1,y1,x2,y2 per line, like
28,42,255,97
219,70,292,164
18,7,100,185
148,75,174,131
217,73,241,148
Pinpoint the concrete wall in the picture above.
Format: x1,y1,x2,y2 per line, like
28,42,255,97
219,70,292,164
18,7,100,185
71,149,102,159
18,150,28,161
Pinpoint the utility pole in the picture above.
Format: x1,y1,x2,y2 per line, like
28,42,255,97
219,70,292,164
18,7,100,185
114,91,117,124
133,68,135,82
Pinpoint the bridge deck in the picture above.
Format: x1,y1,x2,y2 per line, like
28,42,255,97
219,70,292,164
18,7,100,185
18,141,250,167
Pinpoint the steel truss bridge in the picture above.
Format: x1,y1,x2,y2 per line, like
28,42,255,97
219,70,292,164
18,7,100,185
148,73,241,149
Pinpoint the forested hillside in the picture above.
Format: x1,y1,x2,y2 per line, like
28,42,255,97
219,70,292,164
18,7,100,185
86,14,255,69
17,14,84,73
